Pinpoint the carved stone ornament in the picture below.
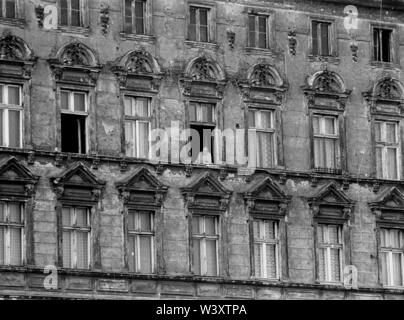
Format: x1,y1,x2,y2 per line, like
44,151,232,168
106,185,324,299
190,57,216,81
313,70,340,93
376,78,401,100
61,43,91,66
100,4,110,36
227,31,235,49
35,5,45,28
288,31,297,56
350,42,359,63
250,64,276,87
0,33,25,60
125,49,153,74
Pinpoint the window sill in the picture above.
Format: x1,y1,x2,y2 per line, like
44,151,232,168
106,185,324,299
58,26,90,37
313,168,343,175
370,61,400,70
245,47,276,57
185,40,218,51
308,55,340,64
0,17,25,28
120,33,156,44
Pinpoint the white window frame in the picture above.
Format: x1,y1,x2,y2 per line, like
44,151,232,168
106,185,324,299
247,14,269,49
253,219,280,280
0,83,23,148
127,210,155,274
313,115,340,170
192,215,220,277
248,109,277,168
375,121,401,180
317,224,343,284
380,228,404,288
0,202,24,266
124,95,152,159
61,206,91,270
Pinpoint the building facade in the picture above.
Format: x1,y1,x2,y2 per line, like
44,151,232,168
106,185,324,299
0,0,403,300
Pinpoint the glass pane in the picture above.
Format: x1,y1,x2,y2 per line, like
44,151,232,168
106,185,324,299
386,123,397,144
135,98,149,117
128,211,136,231
376,147,383,179
254,243,262,277
61,91,69,110
258,31,267,49
260,111,272,129
8,110,20,148
9,228,21,266
200,9,208,26
189,104,197,122
76,208,88,228
139,235,152,273
135,1,145,34
264,221,276,240
317,225,325,244
192,216,201,235
201,104,212,123
320,23,330,56
318,248,326,281
71,0,81,26
375,122,382,142
324,138,336,169
330,248,341,282
139,212,152,232
314,138,324,168
76,232,89,269
328,225,340,244
128,236,136,272
386,148,398,180
5,0,16,19
0,85,2,103
125,121,136,157
257,132,273,168
266,244,277,279
392,253,403,287
60,0,68,26
9,203,21,223
200,26,208,43
312,21,319,55
137,121,150,158
192,239,201,275
324,118,336,135
380,229,389,248
73,92,86,112
249,111,256,128
206,240,217,276
62,231,72,268
7,86,20,105
248,15,256,47
380,251,389,285
391,230,401,249
313,117,320,135
205,216,216,236
0,227,4,265
62,207,73,227
189,7,197,41
0,203,4,222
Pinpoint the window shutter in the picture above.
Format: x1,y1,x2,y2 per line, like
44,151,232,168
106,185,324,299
320,23,330,56
312,21,318,55
248,15,256,47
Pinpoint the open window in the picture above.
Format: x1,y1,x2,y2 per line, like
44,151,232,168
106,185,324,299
373,28,393,63
0,84,22,148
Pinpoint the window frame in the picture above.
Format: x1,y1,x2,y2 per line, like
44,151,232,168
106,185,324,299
247,13,269,50
186,1,216,45
57,0,89,30
60,206,91,270
371,23,398,66
309,17,337,59
0,201,25,266
0,83,23,149
126,209,156,274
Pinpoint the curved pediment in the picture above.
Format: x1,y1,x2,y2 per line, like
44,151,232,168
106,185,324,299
57,42,99,67
0,32,36,62
185,55,225,82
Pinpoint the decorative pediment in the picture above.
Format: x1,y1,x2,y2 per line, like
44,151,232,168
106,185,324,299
363,77,404,116
303,71,351,111
244,177,291,215
180,56,226,99
111,48,162,92
0,157,39,197
51,162,105,202
116,167,168,206
181,173,232,211
240,64,287,104
369,187,404,224
308,182,354,221
0,31,37,79
48,42,101,86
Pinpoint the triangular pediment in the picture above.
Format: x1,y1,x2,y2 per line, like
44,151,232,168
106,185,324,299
182,173,230,196
246,178,288,201
0,157,39,183
310,182,353,206
116,167,167,192
53,162,105,187
370,187,404,209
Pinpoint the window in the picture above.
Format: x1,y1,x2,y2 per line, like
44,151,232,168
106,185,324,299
375,121,400,180
124,96,151,159
0,202,24,266
189,102,216,164
60,0,83,27
248,14,268,49
374,28,392,63
61,207,90,270
192,215,219,277
0,84,22,148
253,219,279,280
0,0,17,19
249,109,276,168
380,228,404,288
124,0,146,34
312,20,331,56
127,210,155,274
317,224,343,283
188,6,209,42
313,115,340,171
60,90,87,154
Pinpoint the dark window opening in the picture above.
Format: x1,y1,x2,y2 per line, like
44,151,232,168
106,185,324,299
61,114,86,154
312,21,331,56
374,28,392,62
190,125,215,164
